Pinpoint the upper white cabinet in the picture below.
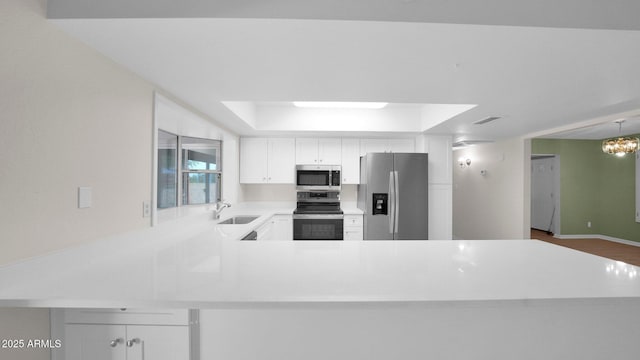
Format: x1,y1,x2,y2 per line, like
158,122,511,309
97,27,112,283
296,138,342,165
240,138,295,184
240,137,416,185
341,138,361,184
360,138,415,156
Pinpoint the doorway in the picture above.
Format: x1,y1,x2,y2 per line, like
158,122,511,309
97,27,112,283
531,155,560,235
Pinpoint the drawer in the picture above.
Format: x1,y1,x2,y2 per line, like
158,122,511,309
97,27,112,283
344,227,363,241
64,308,191,325
343,215,363,226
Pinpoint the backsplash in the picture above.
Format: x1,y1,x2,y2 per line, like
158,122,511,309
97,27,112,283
239,184,357,202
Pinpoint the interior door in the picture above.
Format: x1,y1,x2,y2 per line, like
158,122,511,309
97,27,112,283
394,153,429,240
531,156,557,232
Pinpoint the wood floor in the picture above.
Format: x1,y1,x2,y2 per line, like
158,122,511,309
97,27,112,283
531,229,640,267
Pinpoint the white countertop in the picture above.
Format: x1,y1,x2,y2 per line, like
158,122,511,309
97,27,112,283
0,202,638,308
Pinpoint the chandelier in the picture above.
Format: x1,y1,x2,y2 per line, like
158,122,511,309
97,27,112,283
601,120,639,157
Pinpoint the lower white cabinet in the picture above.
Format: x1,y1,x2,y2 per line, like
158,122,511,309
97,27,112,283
256,219,274,240
65,324,190,360
272,214,293,240
52,308,198,360
344,214,363,240
257,215,293,240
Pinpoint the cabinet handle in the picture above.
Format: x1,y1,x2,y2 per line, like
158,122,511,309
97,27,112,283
110,338,123,347
126,338,141,347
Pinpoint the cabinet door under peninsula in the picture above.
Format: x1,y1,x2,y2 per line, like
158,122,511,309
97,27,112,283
51,308,198,360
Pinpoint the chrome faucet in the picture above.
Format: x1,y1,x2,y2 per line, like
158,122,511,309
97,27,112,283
213,200,231,220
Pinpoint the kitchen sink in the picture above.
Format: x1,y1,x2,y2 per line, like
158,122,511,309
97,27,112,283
218,216,259,225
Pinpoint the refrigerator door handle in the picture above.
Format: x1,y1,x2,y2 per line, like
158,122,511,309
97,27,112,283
394,170,400,234
389,171,395,234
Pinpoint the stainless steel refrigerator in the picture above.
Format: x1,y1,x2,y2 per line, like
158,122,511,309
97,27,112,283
357,153,428,240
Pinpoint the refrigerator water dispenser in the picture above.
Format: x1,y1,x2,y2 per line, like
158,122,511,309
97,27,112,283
372,193,388,215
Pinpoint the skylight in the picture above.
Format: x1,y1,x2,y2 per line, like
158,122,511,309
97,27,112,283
292,102,389,109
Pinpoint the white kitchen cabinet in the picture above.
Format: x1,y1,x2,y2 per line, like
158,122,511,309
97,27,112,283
360,138,415,156
388,138,416,153
240,138,268,183
56,309,196,360
359,138,388,155
255,215,293,240
256,219,274,241
65,324,127,360
240,137,295,184
343,214,363,240
65,324,189,360
295,138,320,164
295,138,341,165
63,308,190,325
341,138,361,184
126,325,190,360
272,214,293,240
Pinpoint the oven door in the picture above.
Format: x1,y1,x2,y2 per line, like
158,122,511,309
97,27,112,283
293,214,344,240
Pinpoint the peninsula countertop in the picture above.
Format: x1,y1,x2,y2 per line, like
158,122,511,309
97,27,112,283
0,202,639,308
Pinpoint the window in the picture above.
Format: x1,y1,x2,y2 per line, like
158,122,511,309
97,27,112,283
157,131,222,209
157,130,178,209
181,136,221,205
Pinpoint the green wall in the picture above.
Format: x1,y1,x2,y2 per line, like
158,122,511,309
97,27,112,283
532,138,639,242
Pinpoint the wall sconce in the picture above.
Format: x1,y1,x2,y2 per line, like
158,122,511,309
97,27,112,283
458,157,471,168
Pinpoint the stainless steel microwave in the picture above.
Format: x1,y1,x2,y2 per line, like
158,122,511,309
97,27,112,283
295,165,341,191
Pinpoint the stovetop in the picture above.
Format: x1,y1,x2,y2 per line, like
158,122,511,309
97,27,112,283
293,208,344,215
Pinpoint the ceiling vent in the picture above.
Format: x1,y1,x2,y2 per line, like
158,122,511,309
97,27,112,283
452,139,494,148
473,116,501,125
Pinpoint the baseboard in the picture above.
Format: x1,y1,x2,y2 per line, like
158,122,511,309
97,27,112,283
555,234,640,247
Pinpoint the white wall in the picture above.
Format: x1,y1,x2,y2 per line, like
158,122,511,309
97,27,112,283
0,308,51,360
0,0,243,342
453,137,531,239
0,0,157,265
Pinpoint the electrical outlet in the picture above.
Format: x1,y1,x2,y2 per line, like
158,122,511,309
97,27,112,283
587,221,592,228
143,201,151,218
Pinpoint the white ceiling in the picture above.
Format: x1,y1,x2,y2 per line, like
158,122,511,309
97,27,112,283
541,116,640,140
48,1,640,140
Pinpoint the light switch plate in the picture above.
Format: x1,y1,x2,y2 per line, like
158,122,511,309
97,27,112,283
78,187,92,209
